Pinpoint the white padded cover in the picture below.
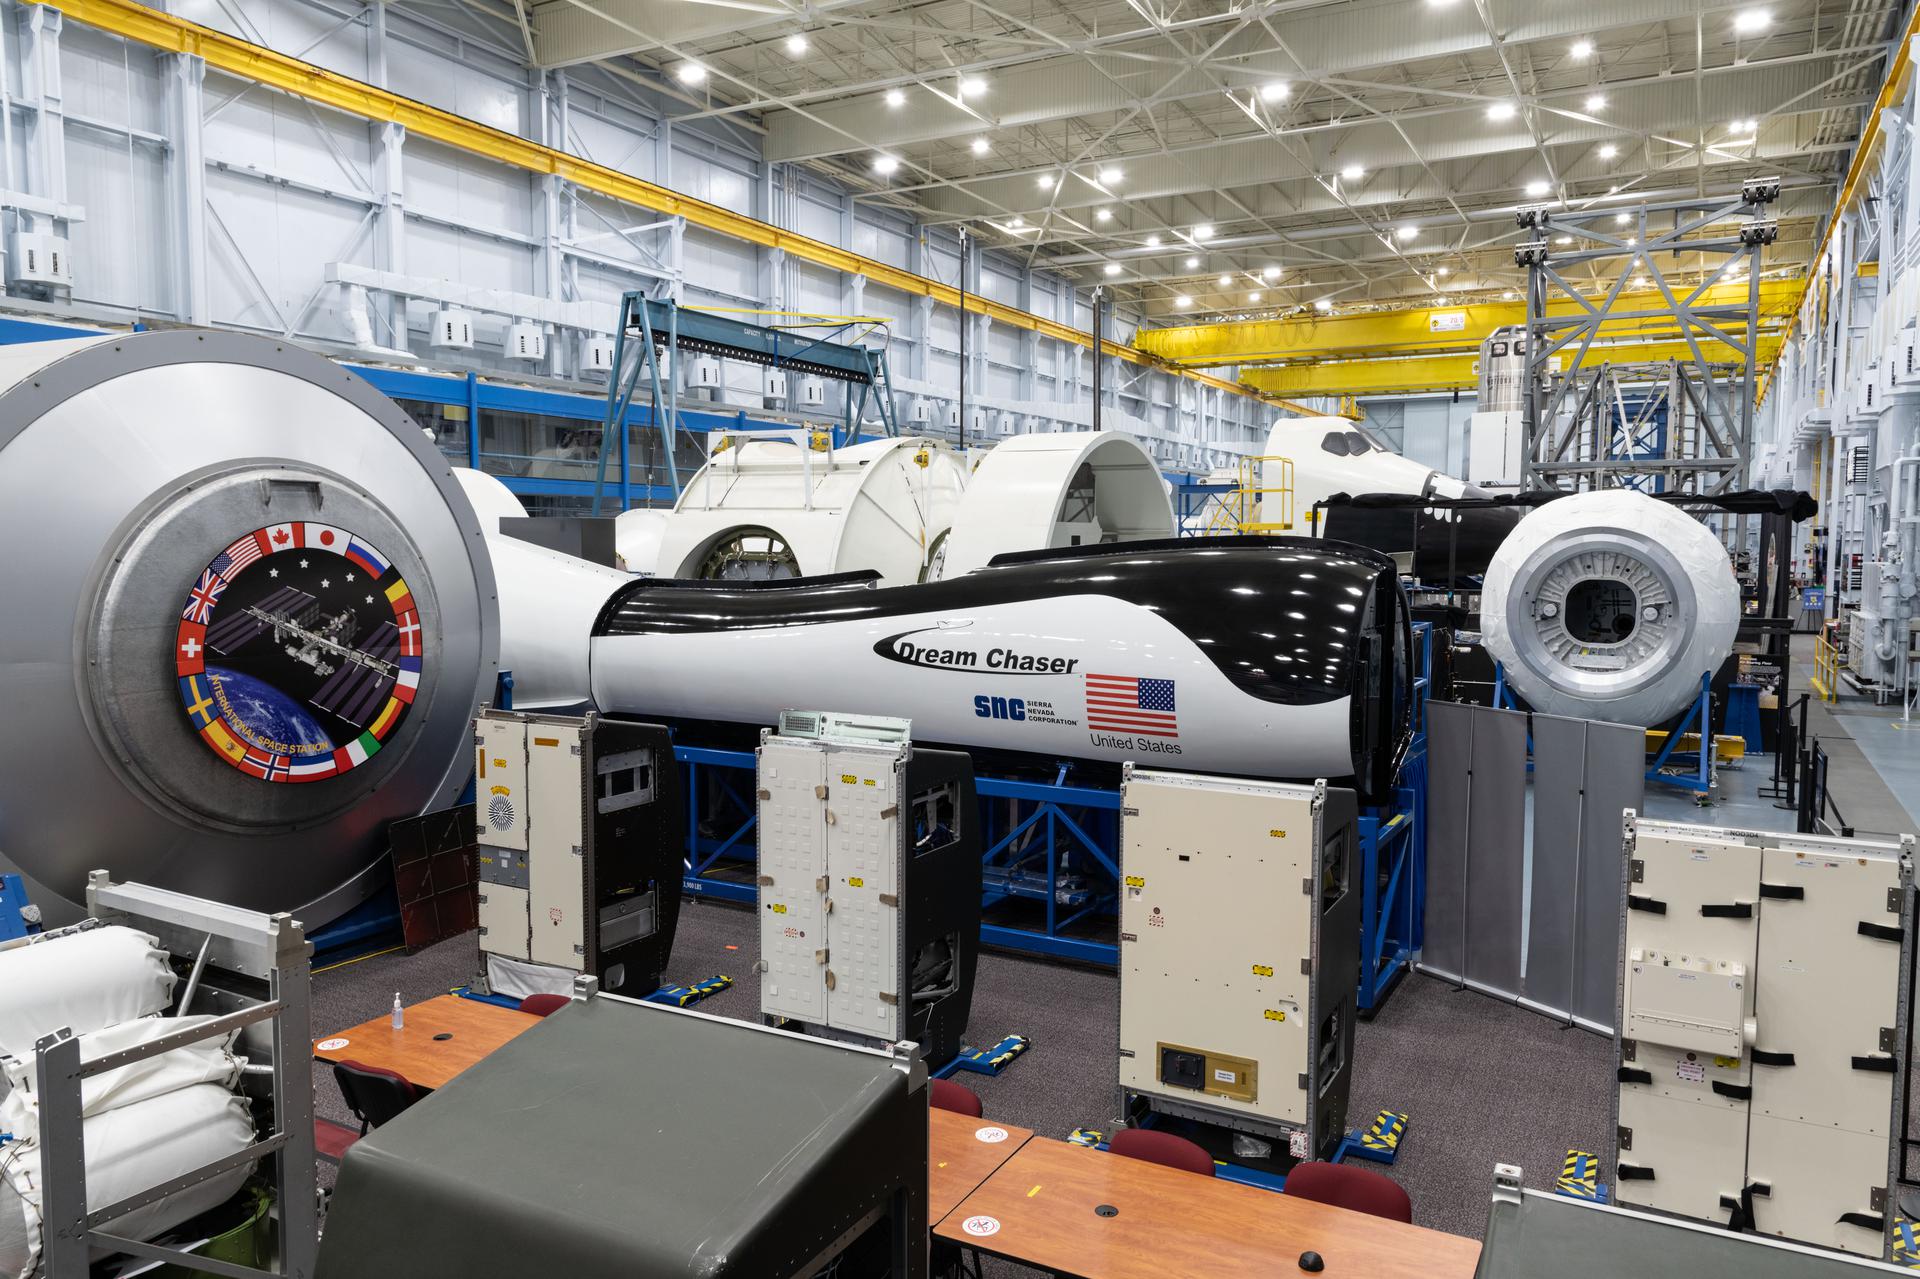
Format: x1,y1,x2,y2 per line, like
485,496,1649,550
0,1083,254,1278
0,1017,245,1143
0,928,175,1059
485,953,574,1001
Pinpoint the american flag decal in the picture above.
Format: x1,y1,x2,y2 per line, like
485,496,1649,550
1084,673,1179,737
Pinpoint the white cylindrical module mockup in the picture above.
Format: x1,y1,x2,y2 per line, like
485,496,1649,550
1481,489,1741,725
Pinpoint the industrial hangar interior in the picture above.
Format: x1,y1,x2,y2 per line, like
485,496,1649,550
2,0,1920,1275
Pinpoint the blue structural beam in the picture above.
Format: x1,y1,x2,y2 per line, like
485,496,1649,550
668,626,1433,986
343,361,805,513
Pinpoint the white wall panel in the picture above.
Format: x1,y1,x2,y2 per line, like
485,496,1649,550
2,0,1269,463
202,71,375,195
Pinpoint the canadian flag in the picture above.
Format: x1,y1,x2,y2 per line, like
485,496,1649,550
263,523,301,551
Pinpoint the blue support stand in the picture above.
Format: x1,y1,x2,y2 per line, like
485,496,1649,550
0,874,39,942
1723,682,1762,753
933,1034,1032,1080
1357,622,1431,1016
1644,672,1716,794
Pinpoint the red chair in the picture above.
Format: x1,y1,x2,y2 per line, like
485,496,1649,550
1108,1127,1216,1177
1283,1161,1414,1223
314,1117,361,1165
332,1060,420,1135
518,993,570,1018
930,1078,984,1118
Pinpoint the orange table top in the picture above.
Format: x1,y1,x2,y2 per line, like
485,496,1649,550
313,993,542,1091
929,1108,1034,1222
934,1136,1482,1279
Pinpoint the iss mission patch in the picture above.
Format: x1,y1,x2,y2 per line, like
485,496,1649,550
175,524,423,783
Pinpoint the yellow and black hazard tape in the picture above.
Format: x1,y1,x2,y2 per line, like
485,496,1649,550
1556,1149,1601,1201
955,1033,1031,1073
1892,1217,1920,1267
654,974,733,1007
1358,1110,1408,1156
1068,1128,1105,1148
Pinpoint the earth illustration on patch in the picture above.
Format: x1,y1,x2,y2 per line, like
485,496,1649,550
204,666,334,757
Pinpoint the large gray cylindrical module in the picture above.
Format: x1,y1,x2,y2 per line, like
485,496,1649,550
0,331,498,923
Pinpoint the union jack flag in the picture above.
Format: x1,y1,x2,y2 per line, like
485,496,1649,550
183,570,227,625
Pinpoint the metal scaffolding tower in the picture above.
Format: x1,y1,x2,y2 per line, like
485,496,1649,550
1517,179,1779,494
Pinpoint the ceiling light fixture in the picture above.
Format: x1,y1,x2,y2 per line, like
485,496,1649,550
971,137,990,155
1249,291,1263,302
1147,234,1163,247
1730,118,1757,134
1175,295,1193,307
871,154,899,175
1734,8,1769,33
1555,235,1572,245
1263,266,1281,280
959,77,987,98
1586,93,1607,112
675,62,707,85
1615,212,1630,225
1525,179,1550,197
1104,262,1122,277
1218,273,1232,286
1096,208,1113,223
1193,224,1215,240
1488,100,1516,121
1185,256,1200,269
1436,266,1450,276
785,33,809,55
1099,167,1123,186
1340,164,1364,181
1599,143,1618,159
1570,38,1594,59
1259,81,1290,103
1397,225,1420,240
1503,290,1517,300
885,88,906,108
1007,217,1025,229
1315,298,1332,311
1038,174,1058,189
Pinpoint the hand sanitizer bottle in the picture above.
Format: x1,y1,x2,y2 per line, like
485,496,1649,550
391,992,404,1030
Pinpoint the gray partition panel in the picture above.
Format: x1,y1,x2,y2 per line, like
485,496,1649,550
1574,722,1643,1025
1526,716,1645,1029
1424,702,1530,998
1422,700,1473,982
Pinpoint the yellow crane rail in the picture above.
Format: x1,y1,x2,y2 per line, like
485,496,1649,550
1139,280,1800,367
1241,333,1786,398
28,0,1325,413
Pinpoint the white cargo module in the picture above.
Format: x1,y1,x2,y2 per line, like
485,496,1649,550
475,710,684,1000
1117,770,1360,1160
756,711,981,1064
1615,813,1913,1258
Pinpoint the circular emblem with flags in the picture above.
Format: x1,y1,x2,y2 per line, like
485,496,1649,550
174,524,424,783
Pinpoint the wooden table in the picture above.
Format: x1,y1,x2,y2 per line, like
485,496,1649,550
313,994,542,1091
934,1136,1482,1279
928,1108,1033,1221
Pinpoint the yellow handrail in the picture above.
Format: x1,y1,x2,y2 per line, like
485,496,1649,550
1204,455,1294,534
1812,635,1841,703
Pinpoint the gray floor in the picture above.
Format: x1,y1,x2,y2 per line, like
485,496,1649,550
312,901,1611,1242
310,644,1918,1256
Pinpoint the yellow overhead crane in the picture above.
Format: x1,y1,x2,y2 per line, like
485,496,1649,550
1138,280,1799,399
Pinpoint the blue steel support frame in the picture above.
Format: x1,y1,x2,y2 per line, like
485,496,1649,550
668,623,1431,978
1495,662,1713,794
1356,621,1432,1014
343,362,799,511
